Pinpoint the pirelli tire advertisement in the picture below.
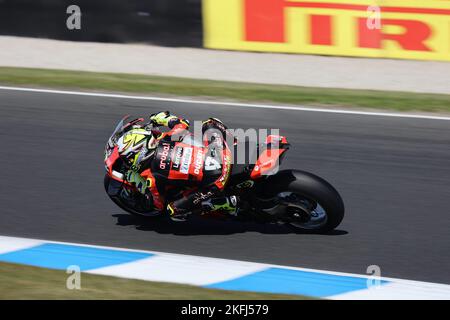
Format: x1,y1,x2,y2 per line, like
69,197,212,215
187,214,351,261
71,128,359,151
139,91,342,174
203,0,450,61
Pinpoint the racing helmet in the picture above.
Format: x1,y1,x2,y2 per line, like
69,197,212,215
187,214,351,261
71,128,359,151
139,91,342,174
117,128,158,168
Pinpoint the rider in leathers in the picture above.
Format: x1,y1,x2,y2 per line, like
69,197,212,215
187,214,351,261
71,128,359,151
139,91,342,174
125,111,237,221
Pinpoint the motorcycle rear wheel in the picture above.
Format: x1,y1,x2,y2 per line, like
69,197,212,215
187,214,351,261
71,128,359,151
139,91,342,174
263,170,345,233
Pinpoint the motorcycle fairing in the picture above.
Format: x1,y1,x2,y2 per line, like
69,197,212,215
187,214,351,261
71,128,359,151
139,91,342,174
250,135,289,179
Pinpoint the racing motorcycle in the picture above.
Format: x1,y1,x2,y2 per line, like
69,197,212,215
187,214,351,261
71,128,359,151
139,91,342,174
104,116,345,233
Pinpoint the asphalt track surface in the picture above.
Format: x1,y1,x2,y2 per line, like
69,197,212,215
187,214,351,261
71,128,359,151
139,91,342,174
0,89,449,284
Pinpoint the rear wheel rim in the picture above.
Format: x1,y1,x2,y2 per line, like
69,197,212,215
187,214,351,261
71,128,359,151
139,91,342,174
278,192,328,229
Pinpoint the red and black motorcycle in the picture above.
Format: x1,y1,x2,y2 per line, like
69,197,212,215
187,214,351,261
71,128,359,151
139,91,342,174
104,116,345,233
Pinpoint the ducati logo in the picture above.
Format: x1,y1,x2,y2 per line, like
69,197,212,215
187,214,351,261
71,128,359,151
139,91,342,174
194,149,204,175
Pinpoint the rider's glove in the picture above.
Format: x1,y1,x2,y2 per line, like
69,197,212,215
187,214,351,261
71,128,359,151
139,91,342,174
150,111,178,127
126,171,148,195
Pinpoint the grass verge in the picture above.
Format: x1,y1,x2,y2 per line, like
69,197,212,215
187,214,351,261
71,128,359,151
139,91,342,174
0,262,309,300
0,67,449,113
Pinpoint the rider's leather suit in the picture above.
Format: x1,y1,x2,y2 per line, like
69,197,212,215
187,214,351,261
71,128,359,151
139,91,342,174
126,114,236,221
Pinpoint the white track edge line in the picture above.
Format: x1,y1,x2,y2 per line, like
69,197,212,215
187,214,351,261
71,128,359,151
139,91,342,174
0,86,449,121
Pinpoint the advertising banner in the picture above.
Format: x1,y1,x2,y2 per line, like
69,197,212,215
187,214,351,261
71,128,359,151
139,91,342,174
203,0,450,61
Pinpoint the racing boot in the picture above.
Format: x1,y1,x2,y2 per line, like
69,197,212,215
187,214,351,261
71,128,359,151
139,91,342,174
201,195,239,216
166,203,191,222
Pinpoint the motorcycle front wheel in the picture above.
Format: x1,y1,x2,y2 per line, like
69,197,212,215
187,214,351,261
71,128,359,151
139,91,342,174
104,174,161,217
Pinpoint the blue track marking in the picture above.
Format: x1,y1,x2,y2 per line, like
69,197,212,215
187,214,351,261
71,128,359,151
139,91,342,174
0,243,153,271
206,267,390,297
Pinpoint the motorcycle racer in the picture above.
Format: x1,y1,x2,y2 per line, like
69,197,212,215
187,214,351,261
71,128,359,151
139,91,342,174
124,111,238,221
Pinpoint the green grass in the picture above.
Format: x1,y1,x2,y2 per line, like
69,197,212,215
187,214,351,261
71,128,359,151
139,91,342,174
0,66,449,112
0,262,310,300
